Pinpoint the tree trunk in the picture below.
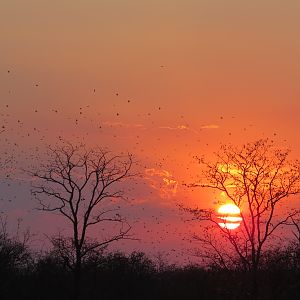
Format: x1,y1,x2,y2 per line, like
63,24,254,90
72,255,82,300
250,266,258,300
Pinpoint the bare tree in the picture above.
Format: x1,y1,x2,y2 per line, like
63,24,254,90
186,139,300,299
30,141,134,300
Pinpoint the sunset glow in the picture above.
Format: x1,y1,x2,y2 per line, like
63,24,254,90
1,0,300,268
2,1,300,298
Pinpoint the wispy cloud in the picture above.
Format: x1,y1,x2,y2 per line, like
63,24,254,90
103,121,145,129
158,125,199,134
145,168,178,199
200,124,219,129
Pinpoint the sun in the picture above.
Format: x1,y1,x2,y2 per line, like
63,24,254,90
218,203,240,214
217,203,242,230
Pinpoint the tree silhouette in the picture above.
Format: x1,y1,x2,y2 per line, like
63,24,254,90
187,139,300,299
30,141,134,300
0,217,32,298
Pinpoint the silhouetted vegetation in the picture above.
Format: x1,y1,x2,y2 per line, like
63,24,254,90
2,140,300,299
185,139,300,299
1,227,300,300
30,141,134,300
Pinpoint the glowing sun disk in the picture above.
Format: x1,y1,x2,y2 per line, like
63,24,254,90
218,204,240,215
217,203,241,230
218,216,242,222
218,222,240,230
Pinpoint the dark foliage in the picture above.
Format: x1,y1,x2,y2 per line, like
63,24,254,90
0,230,33,299
1,238,300,300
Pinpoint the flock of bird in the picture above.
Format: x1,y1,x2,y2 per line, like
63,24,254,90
0,67,275,265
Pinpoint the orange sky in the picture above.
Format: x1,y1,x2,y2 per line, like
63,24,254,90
1,0,300,264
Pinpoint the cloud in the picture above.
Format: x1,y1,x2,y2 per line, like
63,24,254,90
145,168,172,178
158,125,199,134
158,123,220,133
102,121,145,129
144,168,178,199
200,124,219,129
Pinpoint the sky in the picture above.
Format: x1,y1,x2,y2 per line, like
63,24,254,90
1,0,300,264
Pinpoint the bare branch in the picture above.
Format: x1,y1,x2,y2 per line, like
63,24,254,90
185,139,300,273
29,140,135,275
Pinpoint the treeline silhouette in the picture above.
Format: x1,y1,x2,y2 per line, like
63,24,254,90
1,229,300,300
